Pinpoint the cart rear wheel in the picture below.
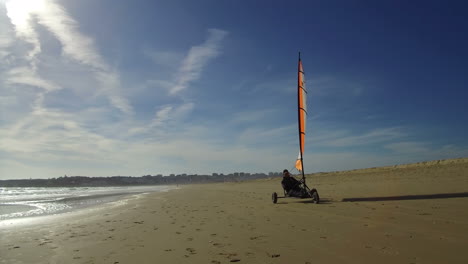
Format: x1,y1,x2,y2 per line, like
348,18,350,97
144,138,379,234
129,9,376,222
272,192,278,204
310,189,320,204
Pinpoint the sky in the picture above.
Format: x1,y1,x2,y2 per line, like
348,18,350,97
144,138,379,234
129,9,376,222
1,0,468,179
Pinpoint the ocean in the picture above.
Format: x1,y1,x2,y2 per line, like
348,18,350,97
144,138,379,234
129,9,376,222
0,185,172,221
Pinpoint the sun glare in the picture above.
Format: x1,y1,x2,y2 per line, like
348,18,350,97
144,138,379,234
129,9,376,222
6,0,46,19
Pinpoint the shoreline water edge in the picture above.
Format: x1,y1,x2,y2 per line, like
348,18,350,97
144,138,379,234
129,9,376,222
0,185,174,223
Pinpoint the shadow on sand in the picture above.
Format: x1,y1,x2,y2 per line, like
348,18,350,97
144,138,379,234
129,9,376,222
277,198,332,205
300,198,332,204
342,192,468,202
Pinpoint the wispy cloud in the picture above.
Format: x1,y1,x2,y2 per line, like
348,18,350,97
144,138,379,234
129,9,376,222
129,29,228,138
5,0,42,66
5,66,60,91
312,127,406,147
0,6,14,61
150,102,195,129
35,1,106,70
4,0,131,114
170,28,228,95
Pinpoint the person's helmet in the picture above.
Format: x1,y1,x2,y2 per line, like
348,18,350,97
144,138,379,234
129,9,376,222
283,169,288,173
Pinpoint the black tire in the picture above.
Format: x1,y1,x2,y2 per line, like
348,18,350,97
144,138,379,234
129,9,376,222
310,189,320,204
272,192,278,204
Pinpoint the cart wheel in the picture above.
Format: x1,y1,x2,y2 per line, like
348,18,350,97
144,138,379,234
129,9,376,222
310,189,320,204
272,192,278,204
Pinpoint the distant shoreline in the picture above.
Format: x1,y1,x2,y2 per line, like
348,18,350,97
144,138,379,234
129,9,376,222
1,157,467,187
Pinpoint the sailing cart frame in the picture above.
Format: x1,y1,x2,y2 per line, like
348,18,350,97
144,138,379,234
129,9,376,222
271,174,319,204
271,52,319,204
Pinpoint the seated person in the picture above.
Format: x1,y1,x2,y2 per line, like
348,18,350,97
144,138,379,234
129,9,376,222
281,169,302,196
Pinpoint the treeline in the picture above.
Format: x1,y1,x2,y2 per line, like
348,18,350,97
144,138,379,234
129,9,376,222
0,173,280,187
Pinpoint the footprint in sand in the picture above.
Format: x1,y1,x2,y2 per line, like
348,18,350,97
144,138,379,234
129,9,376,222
186,248,196,254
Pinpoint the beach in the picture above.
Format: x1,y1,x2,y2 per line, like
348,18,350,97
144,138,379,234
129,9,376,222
1,158,468,264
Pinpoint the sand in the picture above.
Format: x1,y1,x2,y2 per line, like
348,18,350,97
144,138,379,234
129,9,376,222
1,158,468,264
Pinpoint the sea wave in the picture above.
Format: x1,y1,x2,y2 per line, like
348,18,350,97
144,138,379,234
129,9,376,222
0,185,171,220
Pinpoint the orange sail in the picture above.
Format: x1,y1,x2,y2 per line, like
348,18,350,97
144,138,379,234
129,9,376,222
296,55,307,172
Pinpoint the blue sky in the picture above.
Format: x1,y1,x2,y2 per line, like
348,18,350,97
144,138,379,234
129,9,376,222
1,0,467,179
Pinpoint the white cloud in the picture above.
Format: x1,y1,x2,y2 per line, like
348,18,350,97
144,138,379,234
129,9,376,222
5,66,60,91
151,105,173,128
170,28,228,95
5,0,42,65
4,0,132,114
35,0,106,70
0,7,14,61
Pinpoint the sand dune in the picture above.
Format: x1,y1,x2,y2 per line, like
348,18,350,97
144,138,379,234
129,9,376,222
1,158,468,263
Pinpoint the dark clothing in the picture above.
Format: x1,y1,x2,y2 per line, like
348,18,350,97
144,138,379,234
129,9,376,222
281,176,301,194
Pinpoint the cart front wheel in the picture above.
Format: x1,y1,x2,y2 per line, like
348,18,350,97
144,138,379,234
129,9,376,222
272,192,278,204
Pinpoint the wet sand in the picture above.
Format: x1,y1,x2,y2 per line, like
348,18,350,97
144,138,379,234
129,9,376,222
1,158,468,264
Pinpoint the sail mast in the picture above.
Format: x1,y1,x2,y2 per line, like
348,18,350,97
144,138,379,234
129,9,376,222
297,52,306,183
